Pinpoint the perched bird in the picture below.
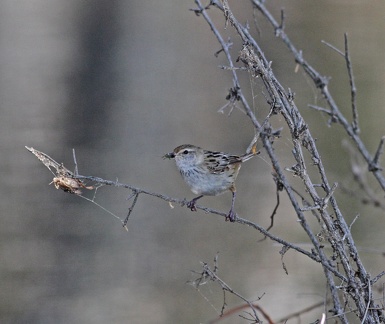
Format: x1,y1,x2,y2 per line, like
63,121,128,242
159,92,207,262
163,144,256,222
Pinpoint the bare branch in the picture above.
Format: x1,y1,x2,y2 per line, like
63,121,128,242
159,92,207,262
27,144,349,285
370,136,385,172
276,300,328,323
190,256,265,323
321,39,345,57
342,139,384,209
252,0,385,192
344,33,359,134
72,148,79,175
123,191,139,227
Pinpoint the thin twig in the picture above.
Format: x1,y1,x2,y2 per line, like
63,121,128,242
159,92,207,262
321,39,344,56
123,191,139,227
308,104,334,116
191,258,263,322
276,300,328,323
72,148,79,175
371,271,385,285
370,136,385,172
344,33,359,133
361,276,371,324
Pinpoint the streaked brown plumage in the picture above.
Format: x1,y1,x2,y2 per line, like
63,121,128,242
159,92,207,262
164,144,256,221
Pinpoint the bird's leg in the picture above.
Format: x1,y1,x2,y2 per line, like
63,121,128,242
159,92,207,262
226,187,237,222
186,195,203,212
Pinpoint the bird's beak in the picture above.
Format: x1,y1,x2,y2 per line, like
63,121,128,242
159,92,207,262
162,152,175,159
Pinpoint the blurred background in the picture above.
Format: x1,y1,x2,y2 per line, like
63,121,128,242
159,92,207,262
1,0,385,323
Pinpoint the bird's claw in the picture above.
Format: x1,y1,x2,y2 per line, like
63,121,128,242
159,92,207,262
186,200,197,212
225,210,237,222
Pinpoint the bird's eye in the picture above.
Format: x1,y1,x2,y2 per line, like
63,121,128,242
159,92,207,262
183,150,189,155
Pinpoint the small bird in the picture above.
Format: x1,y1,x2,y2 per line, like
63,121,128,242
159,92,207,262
163,144,256,222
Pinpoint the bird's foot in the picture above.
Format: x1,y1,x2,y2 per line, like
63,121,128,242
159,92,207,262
185,195,203,212
225,209,237,222
186,199,197,212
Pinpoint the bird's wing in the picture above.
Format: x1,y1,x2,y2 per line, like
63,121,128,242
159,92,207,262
204,151,242,174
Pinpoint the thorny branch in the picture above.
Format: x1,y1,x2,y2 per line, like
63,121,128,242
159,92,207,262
251,0,385,192
192,0,384,322
343,33,359,134
342,140,385,210
27,146,329,267
321,34,359,134
189,255,269,323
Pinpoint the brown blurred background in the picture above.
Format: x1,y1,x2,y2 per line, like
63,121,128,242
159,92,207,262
1,1,385,323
